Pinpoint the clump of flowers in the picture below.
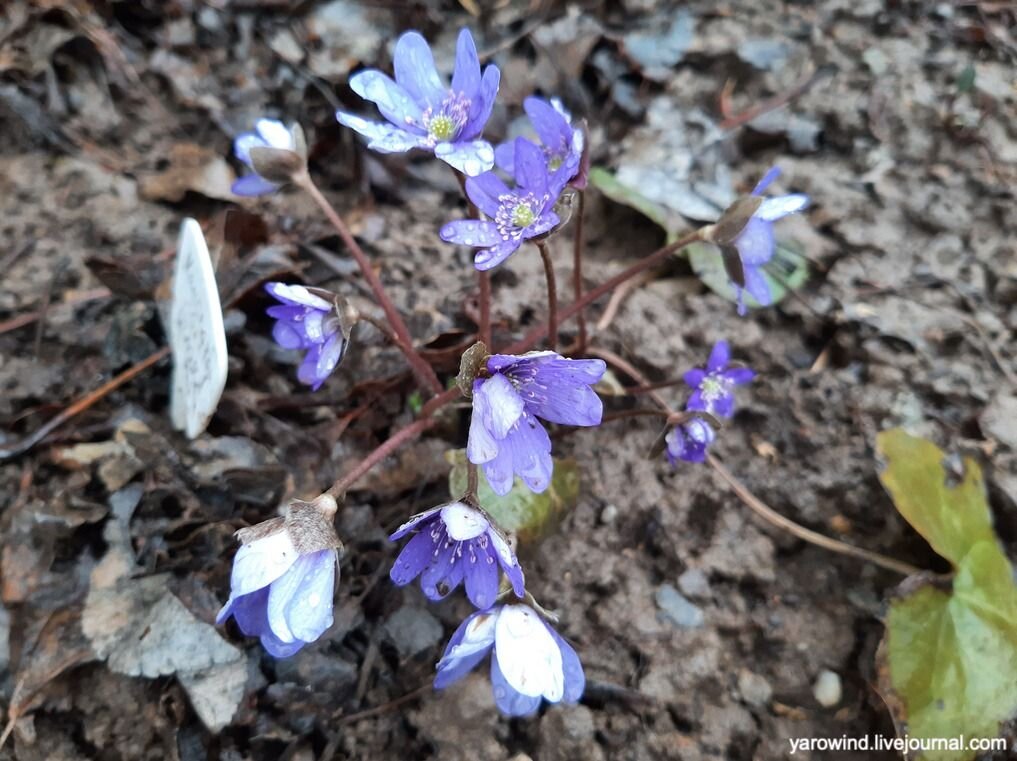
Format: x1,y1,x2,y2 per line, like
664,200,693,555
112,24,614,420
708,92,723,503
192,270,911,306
435,604,585,717
389,501,524,609
440,138,570,270
217,495,342,657
336,29,499,176
264,283,353,390
467,351,606,495
495,96,586,190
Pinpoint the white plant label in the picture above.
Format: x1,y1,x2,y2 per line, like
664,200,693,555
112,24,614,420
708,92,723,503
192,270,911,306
170,219,228,438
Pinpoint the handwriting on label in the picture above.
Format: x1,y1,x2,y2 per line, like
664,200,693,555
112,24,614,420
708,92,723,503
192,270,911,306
170,219,228,438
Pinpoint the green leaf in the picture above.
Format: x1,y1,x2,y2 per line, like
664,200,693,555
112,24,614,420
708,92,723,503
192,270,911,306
684,239,809,309
876,429,995,567
445,449,580,544
587,167,682,241
876,430,1017,761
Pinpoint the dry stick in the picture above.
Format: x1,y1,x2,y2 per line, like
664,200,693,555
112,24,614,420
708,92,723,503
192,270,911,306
596,269,657,333
593,347,922,577
572,189,587,350
0,346,170,461
298,175,443,396
535,240,558,351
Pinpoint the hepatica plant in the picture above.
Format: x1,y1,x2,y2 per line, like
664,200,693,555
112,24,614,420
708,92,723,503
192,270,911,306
217,25,811,720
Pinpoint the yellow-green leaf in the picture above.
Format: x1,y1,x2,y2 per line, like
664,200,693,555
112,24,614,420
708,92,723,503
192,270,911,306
587,167,683,241
876,430,1017,761
445,449,580,544
876,429,996,567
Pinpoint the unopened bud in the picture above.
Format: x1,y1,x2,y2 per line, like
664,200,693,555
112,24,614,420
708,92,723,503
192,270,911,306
248,146,306,185
457,341,489,397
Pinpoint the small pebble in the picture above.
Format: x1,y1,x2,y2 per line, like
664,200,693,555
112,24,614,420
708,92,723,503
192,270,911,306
813,669,842,707
600,503,619,525
737,669,773,707
655,584,704,628
677,568,711,599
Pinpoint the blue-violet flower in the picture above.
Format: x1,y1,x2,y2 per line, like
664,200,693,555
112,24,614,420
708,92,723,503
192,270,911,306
467,351,605,496
389,501,524,609
435,604,585,716
494,96,586,190
336,29,499,176
440,138,569,270
232,118,299,197
265,282,350,391
665,418,715,466
217,495,341,657
725,167,809,313
683,340,754,419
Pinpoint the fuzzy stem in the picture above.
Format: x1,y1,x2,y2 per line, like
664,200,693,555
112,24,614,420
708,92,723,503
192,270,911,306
298,175,443,396
453,170,493,349
572,189,587,351
466,460,479,498
536,241,558,351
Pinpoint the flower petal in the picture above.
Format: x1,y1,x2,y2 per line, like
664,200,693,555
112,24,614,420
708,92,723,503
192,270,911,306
723,367,756,384
232,174,279,197
551,630,586,704
265,282,332,310
513,137,548,197
491,651,543,716
393,31,445,111
474,239,522,271
494,605,564,700
435,610,497,689
523,96,571,154
229,529,299,597
683,368,706,388
523,210,560,241
441,502,489,541
348,70,424,128
389,528,437,586
742,264,773,306
467,379,501,465
734,217,775,266
504,412,553,493
752,166,781,195
234,132,265,165
463,541,499,609
260,630,305,657
451,28,481,99
478,373,525,439
756,193,809,221
255,118,293,150
493,140,516,175
267,549,335,644
389,505,442,541
440,219,501,248
465,172,511,218
434,139,495,176
462,64,500,139
707,341,730,372
336,112,429,153
489,530,525,598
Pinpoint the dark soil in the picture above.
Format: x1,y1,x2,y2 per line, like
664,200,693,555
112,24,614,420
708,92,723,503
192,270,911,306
1,1,1015,760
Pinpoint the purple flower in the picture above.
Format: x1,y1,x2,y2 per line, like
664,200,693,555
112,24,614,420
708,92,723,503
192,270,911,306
389,501,524,609
467,352,606,495
217,496,341,657
494,97,585,190
434,604,585,716
683,341,755,419
336,29,499,176
440,138,568,271
265,282,350,390
729,167,809,313
664,418,715,466
232,118,297,197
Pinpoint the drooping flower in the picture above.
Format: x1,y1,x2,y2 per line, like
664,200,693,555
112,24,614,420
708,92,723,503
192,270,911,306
664,418,715,466
467,351,605,495
232,118,303,197
435,604,585,717
494,96,586,190
336,29,499,176
217,495,342,657
389,501,524,609
265,282,352,391
710,167,809,314
683,341,755,419
440,138,568,271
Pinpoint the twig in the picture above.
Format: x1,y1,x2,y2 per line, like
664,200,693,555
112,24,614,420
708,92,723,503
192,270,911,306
0,347,170,461
707,454,921,577
0,288,110,336
595,269,657,333
297,175,444,396
586,347,672,412
335,684,431,726
536,241,558,351
718,66,831,132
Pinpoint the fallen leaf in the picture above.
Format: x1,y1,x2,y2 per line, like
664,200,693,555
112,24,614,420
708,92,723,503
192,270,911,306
140,143,235,202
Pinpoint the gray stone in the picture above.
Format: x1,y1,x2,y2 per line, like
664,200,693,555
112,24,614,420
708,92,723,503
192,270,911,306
600,503,619,524
677,568,711,599
655,584,704,628
385,606,444,659
981,393,1017,449
737,668,773,707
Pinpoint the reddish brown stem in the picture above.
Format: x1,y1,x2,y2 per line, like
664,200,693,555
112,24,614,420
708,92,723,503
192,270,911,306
299,176,443,396
505,229,702,354
536,241,558,351
572,189,587,351
478,270,492,348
